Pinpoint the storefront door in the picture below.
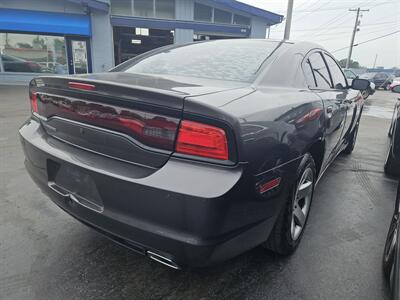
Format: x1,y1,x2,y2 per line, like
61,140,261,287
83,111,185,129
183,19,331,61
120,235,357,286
66,37,92,74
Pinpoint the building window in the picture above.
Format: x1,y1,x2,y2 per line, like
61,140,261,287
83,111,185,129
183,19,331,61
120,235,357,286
111,0,132,16
194,3,212,22
0,33,67,74
156,0,175,19
134,0,154,17
233,14,251,25
214,8,232,24
110,0,176,19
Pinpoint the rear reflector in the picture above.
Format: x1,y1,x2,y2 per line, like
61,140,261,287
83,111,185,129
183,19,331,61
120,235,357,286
30,93,38,113
68,82,96,91
175,120,229,160
259,177,281,194
295,108,322,125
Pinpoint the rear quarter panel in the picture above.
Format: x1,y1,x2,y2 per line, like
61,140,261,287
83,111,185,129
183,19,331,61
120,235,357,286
215,87,324,176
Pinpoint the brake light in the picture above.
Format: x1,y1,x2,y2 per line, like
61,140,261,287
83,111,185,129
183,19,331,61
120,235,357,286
30,92,38,113
175,120,229,160
68,82,96,91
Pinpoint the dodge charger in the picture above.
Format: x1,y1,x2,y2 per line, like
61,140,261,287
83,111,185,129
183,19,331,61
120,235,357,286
19,39,370,269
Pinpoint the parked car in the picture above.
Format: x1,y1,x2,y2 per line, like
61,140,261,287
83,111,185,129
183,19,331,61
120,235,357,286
383,85,400,299
360,72,393,90
344,68,375,98
383,182,400,300
1,54,42,73
386,85,400,176
19,40,369,269
390,77,400,91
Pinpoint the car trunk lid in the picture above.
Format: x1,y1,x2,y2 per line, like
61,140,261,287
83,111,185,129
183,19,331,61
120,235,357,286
30,75,245,169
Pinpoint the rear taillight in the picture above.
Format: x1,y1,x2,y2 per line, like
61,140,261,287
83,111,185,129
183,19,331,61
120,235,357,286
30,92,38,113
175,120,229,161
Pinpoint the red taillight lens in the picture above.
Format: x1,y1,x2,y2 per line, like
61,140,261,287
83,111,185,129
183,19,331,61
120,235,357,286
30,93,38,113
175,120,229,160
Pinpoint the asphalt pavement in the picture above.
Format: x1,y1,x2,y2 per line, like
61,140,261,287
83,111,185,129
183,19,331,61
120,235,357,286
0,86,398,299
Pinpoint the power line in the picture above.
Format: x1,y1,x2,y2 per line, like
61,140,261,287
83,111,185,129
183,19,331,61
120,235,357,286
332,30,400,53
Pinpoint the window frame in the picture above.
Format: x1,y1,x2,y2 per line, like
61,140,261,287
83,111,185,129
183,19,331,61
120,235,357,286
322,52,349,90
304,51,333,90
303,58,317,88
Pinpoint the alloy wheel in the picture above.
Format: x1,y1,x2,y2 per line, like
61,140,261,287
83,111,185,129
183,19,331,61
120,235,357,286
291,167,314,241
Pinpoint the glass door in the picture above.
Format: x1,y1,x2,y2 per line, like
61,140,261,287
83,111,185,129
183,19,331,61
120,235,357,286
66,37,92,74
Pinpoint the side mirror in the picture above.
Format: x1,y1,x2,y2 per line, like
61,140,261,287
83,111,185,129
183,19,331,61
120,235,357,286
393,85,400,93
351,78,370,91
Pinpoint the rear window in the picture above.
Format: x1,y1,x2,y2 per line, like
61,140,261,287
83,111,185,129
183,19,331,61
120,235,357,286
119,40,283,82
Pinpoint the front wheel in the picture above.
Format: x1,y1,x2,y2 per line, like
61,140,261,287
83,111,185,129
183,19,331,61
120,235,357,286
264,153,316,256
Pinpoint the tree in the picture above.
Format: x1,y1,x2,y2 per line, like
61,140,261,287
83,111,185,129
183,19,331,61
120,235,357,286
338,58,360,69
16,42,32,49
32,35,46,49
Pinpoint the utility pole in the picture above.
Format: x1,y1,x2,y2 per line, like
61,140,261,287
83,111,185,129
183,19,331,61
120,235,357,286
346,8,369,68
373,54,378,68
284,0,294,40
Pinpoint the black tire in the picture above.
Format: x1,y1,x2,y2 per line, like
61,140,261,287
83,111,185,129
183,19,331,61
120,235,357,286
343,123,359,154
385,143,400,177
383,213,398,280
264,153,316,256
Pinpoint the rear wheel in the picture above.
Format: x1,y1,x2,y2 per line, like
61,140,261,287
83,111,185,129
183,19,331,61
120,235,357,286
264,154,316,256
385,143,400,177
383,213,398,280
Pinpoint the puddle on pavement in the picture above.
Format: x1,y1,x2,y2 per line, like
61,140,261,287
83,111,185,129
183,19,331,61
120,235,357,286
363,105,394,119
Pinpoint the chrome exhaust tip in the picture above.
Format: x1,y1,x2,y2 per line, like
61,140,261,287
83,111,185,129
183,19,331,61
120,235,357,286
147,250,181,270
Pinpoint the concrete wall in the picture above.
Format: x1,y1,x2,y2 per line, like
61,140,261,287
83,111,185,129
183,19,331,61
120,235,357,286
250,17,268,38
174,0,194,44
90,10,114,72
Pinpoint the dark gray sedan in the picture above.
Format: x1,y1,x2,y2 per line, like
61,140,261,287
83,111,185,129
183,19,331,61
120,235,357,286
19,39,369,268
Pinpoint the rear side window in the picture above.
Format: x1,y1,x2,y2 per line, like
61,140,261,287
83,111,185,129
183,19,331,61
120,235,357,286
324,54,347,89
120,40,283,82
308,52,331,89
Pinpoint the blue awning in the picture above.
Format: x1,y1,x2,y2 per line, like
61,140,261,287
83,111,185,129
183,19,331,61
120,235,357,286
0,9,91,36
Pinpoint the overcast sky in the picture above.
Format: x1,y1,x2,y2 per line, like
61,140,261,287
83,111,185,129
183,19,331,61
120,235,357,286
241,0,400,68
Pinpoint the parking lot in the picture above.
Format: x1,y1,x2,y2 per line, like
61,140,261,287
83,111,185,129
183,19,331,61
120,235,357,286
0,86,398,299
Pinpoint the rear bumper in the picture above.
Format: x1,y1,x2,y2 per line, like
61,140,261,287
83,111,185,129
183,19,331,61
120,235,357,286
19,118,288,267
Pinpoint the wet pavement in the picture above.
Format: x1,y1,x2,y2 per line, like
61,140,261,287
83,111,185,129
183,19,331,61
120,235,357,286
0,86,398,299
